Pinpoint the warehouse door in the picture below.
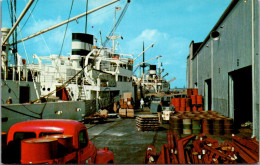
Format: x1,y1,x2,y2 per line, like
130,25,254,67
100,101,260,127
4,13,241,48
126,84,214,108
204,79,212,110
230,66,252,129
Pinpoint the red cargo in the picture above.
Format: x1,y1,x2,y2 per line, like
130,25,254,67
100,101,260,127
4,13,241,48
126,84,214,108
196,95,203,105
193,88,198,95
187,88,193,97
180,98,186,108
191,95,197,105
180,107,185,112
197,106,203,111
192,106,197,111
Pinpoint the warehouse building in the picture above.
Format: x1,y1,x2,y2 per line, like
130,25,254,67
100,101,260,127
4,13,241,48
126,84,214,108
187,0,259,139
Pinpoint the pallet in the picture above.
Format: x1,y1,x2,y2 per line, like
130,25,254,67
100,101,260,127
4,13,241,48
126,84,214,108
136,115,160,132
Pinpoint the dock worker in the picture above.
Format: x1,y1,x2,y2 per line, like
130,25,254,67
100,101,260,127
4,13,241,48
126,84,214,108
6,97,12,104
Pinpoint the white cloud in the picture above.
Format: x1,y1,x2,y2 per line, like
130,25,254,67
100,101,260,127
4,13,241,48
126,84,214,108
24,16,63,35
132,29,168,44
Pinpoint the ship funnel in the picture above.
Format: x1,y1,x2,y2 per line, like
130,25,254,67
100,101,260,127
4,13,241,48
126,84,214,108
71,33,93,69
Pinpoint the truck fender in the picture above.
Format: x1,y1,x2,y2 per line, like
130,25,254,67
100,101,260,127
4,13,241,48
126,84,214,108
95,148,115,164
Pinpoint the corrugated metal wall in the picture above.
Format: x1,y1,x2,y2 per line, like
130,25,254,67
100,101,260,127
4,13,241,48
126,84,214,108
187,0,259,139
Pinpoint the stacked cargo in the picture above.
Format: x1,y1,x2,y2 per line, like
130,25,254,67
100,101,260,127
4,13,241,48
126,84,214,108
171,88,203,112
144,132,259,164
136,115,160,131
169,111,234,135
119,92,135,118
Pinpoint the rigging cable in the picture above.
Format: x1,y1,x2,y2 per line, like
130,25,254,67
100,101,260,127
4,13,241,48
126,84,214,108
85,0,88,33
103,1,130,46
59,0,75,56
20,0,39,31
22,0,51,55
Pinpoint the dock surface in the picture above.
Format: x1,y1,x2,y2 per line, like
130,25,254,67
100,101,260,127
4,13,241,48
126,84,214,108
86,116,168,164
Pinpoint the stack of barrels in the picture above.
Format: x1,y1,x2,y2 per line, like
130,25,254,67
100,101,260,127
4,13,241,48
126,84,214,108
171,88,203,112
188,88,203,111
169,111,233,135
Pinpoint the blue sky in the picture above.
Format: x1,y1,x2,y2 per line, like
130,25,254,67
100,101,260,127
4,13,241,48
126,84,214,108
1,0,231,88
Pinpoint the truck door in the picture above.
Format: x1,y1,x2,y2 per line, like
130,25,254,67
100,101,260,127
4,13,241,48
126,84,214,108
78,129,94,163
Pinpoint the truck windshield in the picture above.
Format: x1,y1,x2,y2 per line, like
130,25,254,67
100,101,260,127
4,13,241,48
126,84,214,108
14,132,36,141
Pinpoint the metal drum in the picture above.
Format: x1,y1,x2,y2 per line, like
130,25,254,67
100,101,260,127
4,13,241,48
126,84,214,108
180,98,186,112
193,88,198,95
192,118,202,134
182,118,192,135
170,116,182,134
192,106,197,112
208,111,218,115
174,98,181,108
191,95,197,105
213,118,224,135
21,138,58,164
196,95,203,105
47,134,73,155
202,118,213,135
187,88,193,97
185,98,191,111
224,118,233,135
197,106,203,111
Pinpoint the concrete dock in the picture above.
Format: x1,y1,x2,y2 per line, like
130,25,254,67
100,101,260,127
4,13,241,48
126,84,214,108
86,116,168,164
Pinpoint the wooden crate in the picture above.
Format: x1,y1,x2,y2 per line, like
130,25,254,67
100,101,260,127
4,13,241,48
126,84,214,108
119,108,127,117
127,109,134,118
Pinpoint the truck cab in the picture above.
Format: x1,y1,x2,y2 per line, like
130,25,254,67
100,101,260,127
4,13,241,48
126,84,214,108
2,119,114,164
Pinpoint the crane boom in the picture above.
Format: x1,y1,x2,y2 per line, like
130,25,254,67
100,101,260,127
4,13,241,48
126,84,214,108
2,0,35,46
133,43,154,61
134,55,161,68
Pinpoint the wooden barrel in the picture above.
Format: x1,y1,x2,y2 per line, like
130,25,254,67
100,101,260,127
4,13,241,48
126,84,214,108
193,89,198,95
202,118,213,135
213,118,224,135
224,118,233,135
192,118,202,134
191,95,197,105
21,138,58,164
183,118,192,135
196,95,203,105
170,116,182,134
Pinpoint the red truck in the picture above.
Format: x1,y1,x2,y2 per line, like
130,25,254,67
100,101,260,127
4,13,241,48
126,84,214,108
2,119,114,164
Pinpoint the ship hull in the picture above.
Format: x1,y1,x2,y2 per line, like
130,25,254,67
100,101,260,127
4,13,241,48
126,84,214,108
1,100,96,132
